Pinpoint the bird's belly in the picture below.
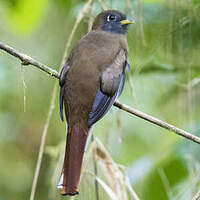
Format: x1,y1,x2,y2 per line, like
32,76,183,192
64,64,99,125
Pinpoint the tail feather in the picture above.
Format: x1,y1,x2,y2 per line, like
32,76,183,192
60,123,88,196
57,173,64,189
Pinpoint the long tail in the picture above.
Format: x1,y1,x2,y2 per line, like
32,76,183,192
60,123,88,196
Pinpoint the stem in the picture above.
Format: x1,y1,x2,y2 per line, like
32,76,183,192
92,135,99,200
114,101,200,144
0,42,59,78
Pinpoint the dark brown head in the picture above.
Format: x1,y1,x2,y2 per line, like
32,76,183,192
92,10,134,35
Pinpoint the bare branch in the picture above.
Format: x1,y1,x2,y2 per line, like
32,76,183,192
0,42,59,78
0,42,200,146
114,101,200,144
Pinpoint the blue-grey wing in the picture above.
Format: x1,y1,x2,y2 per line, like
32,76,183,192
117,70,125,98
88,89,117,127
88,71,125,127
59,86,65,122
59,64,70,122
88,47,131,127
117,59,130,97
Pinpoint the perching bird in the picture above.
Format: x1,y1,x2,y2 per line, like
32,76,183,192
59,10,133,196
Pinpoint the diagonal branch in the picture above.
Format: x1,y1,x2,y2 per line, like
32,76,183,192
0,41,200,144
0,42,59,78
114,101,200,144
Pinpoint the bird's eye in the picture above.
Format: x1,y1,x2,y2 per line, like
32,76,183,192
107,15,117,22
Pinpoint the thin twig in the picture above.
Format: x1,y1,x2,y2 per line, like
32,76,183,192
114,101,200,144
30,82,57,200
97,0,107,10
135,0,146,47
0,42,59,78
61,0,93,67
92,134,99,200
158,168,174,200
192,191,200,200
86,170,118,200
87,0,94,32
95,137,140,200
125,178,140,200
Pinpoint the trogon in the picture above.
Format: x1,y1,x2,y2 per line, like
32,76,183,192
59,10,134,196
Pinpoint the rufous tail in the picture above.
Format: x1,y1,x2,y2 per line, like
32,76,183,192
61,123,88,196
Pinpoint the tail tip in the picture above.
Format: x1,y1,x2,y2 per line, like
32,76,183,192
57,174,79,196
61,187,79,196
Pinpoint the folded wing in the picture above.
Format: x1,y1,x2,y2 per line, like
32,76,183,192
88,49,128,127
59,64,70,121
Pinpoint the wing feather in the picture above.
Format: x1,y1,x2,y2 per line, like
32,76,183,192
88,47,130,127
88,71,125,127
59,64,70,121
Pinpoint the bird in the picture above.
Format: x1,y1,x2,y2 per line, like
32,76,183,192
58,10,134,196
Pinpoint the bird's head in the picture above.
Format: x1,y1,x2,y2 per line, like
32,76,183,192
92,10,134,35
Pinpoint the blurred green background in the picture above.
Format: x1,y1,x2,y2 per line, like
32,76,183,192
0,0,200,199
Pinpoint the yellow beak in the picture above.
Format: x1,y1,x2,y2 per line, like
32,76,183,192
120,18,134,25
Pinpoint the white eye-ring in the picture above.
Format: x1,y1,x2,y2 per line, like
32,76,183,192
107,14,117,22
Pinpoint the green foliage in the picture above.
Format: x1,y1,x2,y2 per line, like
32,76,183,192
3,0,48,34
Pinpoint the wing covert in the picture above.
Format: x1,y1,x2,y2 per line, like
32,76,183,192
88,49,128,127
